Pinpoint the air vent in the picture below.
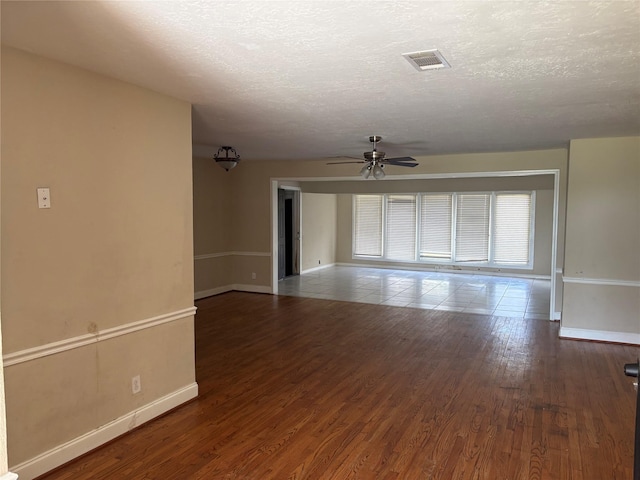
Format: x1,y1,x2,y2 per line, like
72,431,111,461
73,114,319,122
402,50,450,71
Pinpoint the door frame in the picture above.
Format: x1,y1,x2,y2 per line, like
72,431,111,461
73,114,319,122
270,170,561,322
272,183,301,291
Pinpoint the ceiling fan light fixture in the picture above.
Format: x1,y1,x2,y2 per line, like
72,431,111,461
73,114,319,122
214,146,240,171
327,136,418,178
372,164,385,180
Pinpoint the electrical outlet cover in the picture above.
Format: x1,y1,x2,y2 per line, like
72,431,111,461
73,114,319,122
132,375,141,394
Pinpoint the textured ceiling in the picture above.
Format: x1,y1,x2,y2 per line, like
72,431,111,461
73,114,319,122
2,1,639,161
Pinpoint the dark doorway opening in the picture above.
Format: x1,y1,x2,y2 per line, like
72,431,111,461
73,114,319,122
285,198,294,276
278,188,299,280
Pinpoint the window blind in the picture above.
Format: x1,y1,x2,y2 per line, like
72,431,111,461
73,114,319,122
354,195,383,256
353,191,533,267
455,194,490,262
420,194,452,259
386,195,417,260
494,193,532,264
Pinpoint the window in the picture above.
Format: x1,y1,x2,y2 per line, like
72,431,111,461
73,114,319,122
353,195,383,256
353,191,534,268
493,193,532,264
419,194,452,260
386,195,416,260
455,194,490,262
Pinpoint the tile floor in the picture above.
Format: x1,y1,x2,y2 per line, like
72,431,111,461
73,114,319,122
278,265,551,319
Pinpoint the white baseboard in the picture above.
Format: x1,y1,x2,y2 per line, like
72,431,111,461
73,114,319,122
563,276,640,287
301,263,335,275
232,284,272,294
335,262,550,280
0,472,18,480
194,286,233,300
11,383,198,480
553,311,562,321
195,284,272,300
559,327,640,345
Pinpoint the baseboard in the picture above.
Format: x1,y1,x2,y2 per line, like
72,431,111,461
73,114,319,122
231,284,272,294
336,262,550,280
563,276,640,287
0,472,19,480
195,284,272,300
301,263,335,275
11,383,198,480
194,286,233,300
559,327,640,345
193,251,271,260
553,311,562,321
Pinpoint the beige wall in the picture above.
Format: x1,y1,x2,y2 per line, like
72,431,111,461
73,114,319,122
534,189,554,275
1,47,195,468
301,193,337,272
192,157,234,297
0,325,8,476
192,157,274,295
562,136,640,338
300,174,555,194
564,137,639,280
193,158,233,255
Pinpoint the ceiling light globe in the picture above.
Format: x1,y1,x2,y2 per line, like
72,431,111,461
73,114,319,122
214,146,240,171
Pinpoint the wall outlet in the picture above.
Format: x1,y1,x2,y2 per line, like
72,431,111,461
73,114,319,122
251,272,256,280
131,375,141,394
37,187,51,209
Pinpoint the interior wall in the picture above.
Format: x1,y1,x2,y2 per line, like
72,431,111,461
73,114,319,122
533,189,554,275
561,136,640,342
301,193,337,272
1,47,196,470
300,174,555,194
0,49,8,476
192,157,233,298
0,325,8,477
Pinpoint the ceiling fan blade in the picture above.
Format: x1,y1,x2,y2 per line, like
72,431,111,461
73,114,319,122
386,156,416,163
326,161,366,165
384,156,419,167
384,162,420,167
326,137,420,175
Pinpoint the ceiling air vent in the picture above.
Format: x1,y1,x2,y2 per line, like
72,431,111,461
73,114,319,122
402,50,450,71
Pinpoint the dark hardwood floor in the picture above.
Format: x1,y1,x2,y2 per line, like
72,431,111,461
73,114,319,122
37,292,638,479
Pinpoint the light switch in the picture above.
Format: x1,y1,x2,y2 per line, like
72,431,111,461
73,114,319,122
37,188,51,209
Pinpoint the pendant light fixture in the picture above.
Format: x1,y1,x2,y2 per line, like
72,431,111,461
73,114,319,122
214,146,240,171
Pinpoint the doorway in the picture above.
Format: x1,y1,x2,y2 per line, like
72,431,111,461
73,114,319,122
277,188,300,280
270,170,561,321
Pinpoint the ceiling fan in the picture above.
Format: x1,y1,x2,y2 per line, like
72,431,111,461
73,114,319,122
327,136,419,179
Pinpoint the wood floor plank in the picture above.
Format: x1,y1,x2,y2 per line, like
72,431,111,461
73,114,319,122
35,292,638,479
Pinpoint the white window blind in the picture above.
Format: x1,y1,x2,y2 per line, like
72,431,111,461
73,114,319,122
455,194,490,262
353,191,534,268
354,195,383,256
386,195,417,260
493,193,532,265
420,194,452,259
